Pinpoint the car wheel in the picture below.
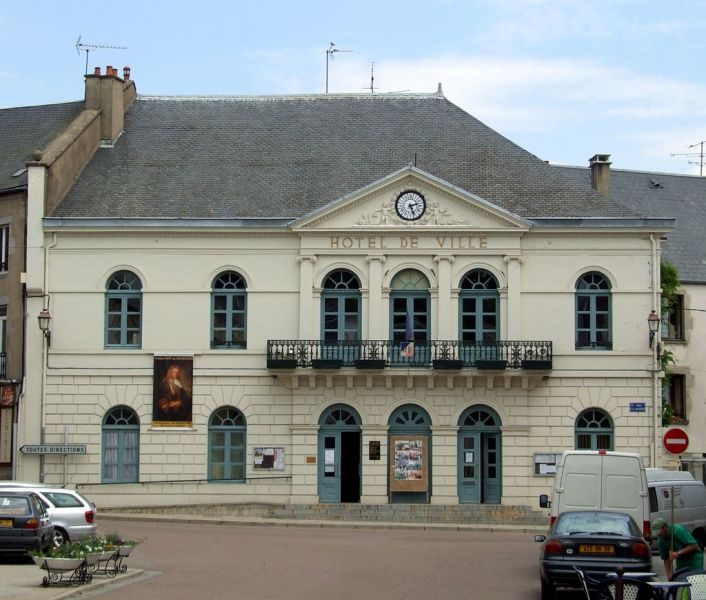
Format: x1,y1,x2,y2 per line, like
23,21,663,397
540,577,555,600
52,528,68,548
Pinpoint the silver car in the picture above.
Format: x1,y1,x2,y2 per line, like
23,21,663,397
0,484,97,547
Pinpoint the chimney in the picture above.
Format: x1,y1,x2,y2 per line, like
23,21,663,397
589,154,611,196
84,65,136,145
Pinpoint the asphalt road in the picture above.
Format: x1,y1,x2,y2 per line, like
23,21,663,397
82,519,582,600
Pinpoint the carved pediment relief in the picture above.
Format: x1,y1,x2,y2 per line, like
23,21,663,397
355,198,470,226
292,166,529,231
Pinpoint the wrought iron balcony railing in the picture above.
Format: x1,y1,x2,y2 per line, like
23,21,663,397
266,340,552,370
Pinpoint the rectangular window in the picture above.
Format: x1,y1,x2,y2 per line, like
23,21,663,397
662,295,685,341
0,305,6,353
664,374,687,421
0,225,8,272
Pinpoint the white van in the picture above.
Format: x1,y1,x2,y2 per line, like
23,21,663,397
646,468,706,549
539,450,650,538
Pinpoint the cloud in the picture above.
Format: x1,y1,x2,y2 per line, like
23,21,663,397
328,54,706,130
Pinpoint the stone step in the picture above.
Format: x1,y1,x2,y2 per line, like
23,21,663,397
269,504,549,525
105,502,549,526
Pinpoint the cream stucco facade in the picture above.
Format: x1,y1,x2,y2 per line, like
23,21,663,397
15,167,669,509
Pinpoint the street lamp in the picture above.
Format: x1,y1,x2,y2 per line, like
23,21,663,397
37,308,51,346
647,310,660,349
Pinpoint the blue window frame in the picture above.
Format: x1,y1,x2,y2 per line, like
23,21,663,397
321,269,361,342
211,271,247,349
105,270,142,348
208,406,246,481
459,269,499,343
102,406,139,483
390,270,430,343
575,271,612,350
575,408,613,450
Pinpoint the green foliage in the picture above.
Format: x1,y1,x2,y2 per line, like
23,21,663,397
30,531,139,558
662,403,674,427
661,260,681,309
660,348,676,377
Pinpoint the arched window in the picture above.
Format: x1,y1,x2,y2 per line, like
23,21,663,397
320,404,361,426
208,406,246,481
212,271,247,349
575,408,613,450
576,272,612,349
321,269,361,341
390,270,430,343
105,270,142,348
102,406,139,483
459,269,499,343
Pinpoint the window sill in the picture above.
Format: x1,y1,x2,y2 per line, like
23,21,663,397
664,416,688,426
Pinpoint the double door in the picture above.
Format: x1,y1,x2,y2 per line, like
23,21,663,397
318,430,361,503
458,431,501,503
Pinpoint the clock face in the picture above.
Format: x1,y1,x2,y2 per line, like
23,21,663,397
395,191,426,221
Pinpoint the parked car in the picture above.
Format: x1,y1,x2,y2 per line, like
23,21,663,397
534,510,652,600
0,490,54,554
0,484,96,547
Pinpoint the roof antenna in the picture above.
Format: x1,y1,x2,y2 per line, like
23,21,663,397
670,141,706,176
364,61,379,94
75,35,127,75
325,42,352,94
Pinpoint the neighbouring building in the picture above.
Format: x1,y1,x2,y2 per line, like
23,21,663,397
0,100,86,479
558,160,706,480
9,69,676,509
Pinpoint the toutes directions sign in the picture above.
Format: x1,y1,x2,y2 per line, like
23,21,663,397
20,445,87,455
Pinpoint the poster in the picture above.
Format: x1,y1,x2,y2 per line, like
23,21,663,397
395,440,423,480
389,436,429,493
253,447,285,470
0,385,16,407
152,356,193,427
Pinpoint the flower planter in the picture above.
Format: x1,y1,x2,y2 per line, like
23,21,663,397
117,545,134,557
43,557,85,571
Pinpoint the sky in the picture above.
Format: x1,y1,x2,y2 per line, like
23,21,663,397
2,0,706,174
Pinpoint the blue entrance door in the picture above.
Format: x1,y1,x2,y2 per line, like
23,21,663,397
458,432,481,503
457,405,502,504
317,405,362,503
318,431,341,503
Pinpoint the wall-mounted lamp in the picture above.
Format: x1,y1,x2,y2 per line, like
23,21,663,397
647,310,660,349
37,308,51,346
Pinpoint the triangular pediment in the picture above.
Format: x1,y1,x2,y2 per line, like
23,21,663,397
291,165,531,232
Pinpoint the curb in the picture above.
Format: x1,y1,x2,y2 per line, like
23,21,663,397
52,569,145,599
100,511,548,533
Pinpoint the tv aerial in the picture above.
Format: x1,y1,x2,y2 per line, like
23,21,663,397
670,140,706,176
325,42,352,94
75,35,127,75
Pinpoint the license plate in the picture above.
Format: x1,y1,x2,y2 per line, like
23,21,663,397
579,544,614,554
0,519,12,527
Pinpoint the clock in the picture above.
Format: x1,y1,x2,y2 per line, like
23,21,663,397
395,190,426,221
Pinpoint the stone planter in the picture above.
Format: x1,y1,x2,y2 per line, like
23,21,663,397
41,557,85,571
117,545,134,557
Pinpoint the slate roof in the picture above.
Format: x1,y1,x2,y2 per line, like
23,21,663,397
54,93,639,221
555,165,706,284
0,102,83,193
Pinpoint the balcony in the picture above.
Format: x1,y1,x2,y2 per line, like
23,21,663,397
266,340,552,370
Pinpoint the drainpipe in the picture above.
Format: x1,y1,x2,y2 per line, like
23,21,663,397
39,232,58,482
650,234,661,469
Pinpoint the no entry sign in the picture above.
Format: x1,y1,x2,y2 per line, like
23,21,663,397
663,427,689,455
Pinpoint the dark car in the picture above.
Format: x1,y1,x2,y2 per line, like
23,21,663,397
534,510,652,600
0,491,54,555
